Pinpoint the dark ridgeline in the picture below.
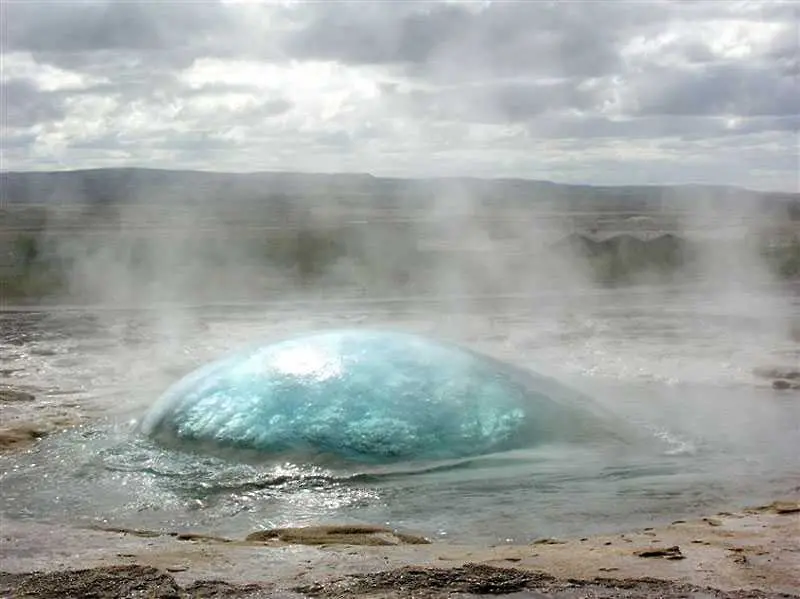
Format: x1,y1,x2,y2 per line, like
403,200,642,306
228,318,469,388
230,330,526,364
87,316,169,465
1,168,384,208
2,167,798,211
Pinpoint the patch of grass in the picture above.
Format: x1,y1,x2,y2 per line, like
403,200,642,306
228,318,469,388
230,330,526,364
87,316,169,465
762,237,800,279
560,233,693,285
0,270,66,300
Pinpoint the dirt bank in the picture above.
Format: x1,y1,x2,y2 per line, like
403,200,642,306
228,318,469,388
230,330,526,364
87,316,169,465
1,501,797,598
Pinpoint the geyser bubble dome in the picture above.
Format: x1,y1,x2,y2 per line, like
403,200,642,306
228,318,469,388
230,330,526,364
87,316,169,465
140,330,604,463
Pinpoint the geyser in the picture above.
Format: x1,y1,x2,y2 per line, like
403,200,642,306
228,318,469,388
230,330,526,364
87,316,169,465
140,329,602,462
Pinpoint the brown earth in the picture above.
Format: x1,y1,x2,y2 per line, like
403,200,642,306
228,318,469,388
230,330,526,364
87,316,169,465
0,383,85,454
246,524,431,547
0,425,50,452
1,501,797,598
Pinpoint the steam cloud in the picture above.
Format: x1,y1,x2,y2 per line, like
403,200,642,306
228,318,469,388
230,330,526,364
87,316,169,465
1,0,797,376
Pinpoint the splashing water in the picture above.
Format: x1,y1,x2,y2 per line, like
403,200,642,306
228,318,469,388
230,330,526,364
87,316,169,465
140,329,617,463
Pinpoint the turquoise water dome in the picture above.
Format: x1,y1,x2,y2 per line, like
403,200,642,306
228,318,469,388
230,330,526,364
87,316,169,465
140,330,602,463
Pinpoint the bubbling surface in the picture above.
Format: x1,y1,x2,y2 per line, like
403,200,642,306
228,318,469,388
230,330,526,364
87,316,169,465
140,330,596,462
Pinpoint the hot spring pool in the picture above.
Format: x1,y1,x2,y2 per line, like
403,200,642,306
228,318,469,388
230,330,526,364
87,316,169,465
0,293,798,544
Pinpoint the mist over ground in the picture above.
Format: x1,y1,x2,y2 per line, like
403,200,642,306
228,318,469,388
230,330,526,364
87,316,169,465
1,169,798,308
1,0,798,344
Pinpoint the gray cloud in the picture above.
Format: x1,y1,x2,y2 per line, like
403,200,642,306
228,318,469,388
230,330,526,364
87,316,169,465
631,63,799,118
1,79,66,127
283,1,647,80
0,0,797,190
3,0,280,73
0,130,39,149
283,2,470,66
767,22,800,77
394,79,600,123
4,1,231,55
526,114,800,141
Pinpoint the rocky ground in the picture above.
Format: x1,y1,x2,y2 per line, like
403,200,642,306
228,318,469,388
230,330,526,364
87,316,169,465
0,383,84,453
1,501,797,598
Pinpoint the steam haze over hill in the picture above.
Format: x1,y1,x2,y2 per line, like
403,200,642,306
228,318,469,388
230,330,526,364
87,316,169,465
2,166,798,306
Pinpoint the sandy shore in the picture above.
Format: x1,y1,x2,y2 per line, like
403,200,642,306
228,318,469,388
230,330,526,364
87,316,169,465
1,500,797,598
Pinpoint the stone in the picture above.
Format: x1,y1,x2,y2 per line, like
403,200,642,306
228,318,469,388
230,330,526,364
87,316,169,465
246,525,429,546
635,546,685,560
0,386,36,403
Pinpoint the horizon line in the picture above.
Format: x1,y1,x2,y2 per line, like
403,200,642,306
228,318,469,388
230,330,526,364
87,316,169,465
2,166,798,196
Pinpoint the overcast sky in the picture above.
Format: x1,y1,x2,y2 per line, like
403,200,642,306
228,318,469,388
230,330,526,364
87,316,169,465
1,0,798,190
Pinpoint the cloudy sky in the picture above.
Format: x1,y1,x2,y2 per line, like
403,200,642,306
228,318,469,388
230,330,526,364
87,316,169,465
2,0,798,190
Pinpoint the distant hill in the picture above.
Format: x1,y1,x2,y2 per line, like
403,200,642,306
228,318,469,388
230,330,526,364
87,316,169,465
1,169,798,299
1,168,798,217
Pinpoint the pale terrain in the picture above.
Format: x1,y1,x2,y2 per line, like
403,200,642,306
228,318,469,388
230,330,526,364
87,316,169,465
0,500,797,598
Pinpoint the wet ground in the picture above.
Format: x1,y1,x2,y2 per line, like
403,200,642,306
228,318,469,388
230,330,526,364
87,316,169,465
1,289,799,598
3,563,796,599
1,499,798,598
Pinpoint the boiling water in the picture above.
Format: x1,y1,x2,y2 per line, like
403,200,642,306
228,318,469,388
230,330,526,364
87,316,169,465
1,285,798,543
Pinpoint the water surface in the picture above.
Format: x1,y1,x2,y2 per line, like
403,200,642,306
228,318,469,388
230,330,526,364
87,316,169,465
1,285,798,543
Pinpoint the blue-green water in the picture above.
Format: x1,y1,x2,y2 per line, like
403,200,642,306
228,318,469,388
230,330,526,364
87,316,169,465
1,288,798,543
141,329,625,463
